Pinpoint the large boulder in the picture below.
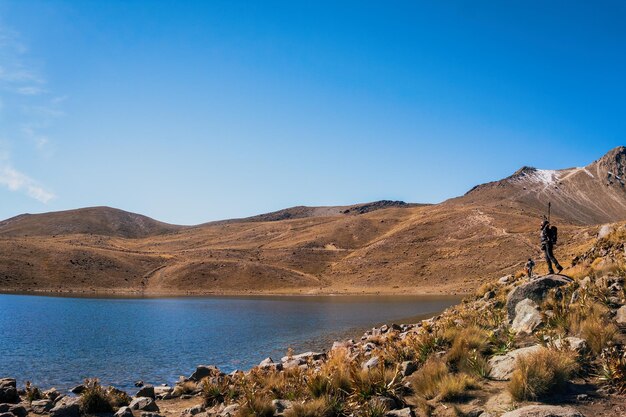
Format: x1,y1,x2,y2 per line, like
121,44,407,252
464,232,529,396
500,405,585,417
511,299,543,334
129,397,159,412
488,345,543,381
135,385,155,399
31,399,54,414
0,404,27,417
189,365,220,382
507,275,571,320
49,397,80,417
0,379,18,404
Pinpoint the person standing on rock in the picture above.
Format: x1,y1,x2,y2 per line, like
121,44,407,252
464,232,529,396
541,220,562,274
525,258,535,278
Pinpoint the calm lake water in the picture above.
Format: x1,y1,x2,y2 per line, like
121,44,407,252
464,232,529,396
0,293,459,391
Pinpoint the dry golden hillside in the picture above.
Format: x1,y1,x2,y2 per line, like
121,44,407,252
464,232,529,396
0,148,624,296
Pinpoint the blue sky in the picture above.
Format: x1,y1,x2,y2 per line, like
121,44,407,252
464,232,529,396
0,1,624,225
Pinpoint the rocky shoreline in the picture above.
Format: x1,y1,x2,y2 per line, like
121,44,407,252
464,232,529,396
2,226,626,417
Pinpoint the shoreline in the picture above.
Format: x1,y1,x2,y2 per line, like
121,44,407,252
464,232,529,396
0,287,469,299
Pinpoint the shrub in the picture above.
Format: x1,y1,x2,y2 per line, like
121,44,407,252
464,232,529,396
80,378,113,414
236,395,275,417
410,359,477,402
24,381,43,402
350,365,401,402
598,345,626,393
446,326,490,376
106,387,131,408
202,378,230,407
507,348,578,401
284,398,329,417
173,380,199,396
580,316,618,355
307,374,331,398
360,401,387,417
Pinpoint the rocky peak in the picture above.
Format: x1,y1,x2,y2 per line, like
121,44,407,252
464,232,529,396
591,146,626,185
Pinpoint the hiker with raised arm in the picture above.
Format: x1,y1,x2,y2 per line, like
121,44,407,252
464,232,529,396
541,219,562,274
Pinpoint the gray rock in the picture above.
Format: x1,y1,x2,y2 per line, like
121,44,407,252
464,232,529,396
385,408,414,417
0,379,18,404
616,305,626,325
258,358,282,371
331,340,354,351
115,406,134,417
362,356,380,370
220,404,240,417
511,298,543,334
272,399,293,415
506,275,571,320
400,361,418,377
370,396,398,410
579,276,591,289
500,405,585,417
553,337,587,353
49,397,80,417
31,399,53,414
488,345,543,380
140,413,164,417
499,275,513,285
189,365,220,382
181,405,205,417
466,410,485,417
69,385,85,395
136,385,155,399
43,388,61,402
129,397,159,412
280,352,325,363
154,386,173,399
282,358,305,370
0,405,26,417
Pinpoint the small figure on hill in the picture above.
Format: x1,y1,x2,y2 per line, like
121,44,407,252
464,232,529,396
541,219,563,274
525,258,535,278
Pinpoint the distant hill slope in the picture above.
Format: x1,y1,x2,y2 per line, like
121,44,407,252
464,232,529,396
0,147,624,295
210,200,422,224
452,146,626,225
0,206,183,238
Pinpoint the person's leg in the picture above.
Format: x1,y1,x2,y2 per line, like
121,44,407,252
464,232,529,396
544,245,554,274
546,244,562,272
547,244,563,272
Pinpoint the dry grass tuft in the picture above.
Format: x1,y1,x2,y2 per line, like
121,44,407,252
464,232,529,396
410,359,478,402
508,348,578,401
80,378,113,414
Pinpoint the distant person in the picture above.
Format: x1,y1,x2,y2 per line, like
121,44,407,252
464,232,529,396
525,258,535,278
541,220,562,274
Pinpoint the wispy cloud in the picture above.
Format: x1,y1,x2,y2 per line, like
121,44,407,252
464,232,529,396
0,24,61,204
0,163,55,203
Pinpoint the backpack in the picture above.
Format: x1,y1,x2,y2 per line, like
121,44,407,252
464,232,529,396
549,225,558,244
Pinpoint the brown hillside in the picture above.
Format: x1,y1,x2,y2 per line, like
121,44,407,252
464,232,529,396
0,148,624,296
453,146,626,225
0,206,183,238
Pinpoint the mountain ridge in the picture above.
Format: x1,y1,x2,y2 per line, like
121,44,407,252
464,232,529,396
0,147,624,295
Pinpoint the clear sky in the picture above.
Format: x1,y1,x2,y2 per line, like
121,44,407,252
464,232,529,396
0,1,624,225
